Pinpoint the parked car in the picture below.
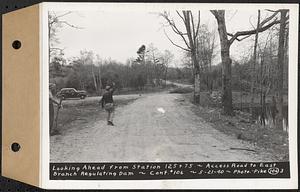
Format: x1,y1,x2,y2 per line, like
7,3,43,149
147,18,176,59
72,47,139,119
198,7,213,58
56,88,87,100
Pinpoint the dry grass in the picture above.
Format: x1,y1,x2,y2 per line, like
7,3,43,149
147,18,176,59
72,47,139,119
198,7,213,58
182,93,289,161
51,96,138,136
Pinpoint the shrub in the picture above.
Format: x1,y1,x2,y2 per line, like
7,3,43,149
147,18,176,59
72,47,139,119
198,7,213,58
169,86,193,94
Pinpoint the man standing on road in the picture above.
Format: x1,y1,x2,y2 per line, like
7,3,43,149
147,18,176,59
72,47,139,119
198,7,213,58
49,83,62,134
100,82,116,126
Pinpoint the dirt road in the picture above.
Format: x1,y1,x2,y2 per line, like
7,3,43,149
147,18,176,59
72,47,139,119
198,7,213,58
50,92,275,162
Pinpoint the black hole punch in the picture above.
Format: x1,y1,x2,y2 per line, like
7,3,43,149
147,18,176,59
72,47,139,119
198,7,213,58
11,142,21,152
12,40,22,49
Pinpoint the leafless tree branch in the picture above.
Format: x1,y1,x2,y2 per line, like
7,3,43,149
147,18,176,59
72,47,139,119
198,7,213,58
176,11,185,23
195,11,201,37
56,11,72,19
210,10,219,17
249,15,256,29
228,19,280,45
227,33,252,41
259,11,279,27
160,12,191,49
265,9,278,13
190,11,197,42
60,21,84,29
163,30,190,52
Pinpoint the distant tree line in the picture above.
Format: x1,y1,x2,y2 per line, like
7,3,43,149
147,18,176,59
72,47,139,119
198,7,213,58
49,45,174,95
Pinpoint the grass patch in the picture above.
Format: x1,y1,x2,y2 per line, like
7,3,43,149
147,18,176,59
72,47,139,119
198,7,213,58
51,96,138,136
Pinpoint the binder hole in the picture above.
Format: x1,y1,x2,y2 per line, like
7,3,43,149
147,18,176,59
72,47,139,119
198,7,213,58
11,143,21,152
12,40,21,49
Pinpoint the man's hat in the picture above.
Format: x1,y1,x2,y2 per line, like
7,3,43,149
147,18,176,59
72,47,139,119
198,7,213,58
105,86,111,90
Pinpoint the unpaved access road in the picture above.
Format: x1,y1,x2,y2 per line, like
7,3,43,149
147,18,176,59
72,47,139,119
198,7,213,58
50,92,275,162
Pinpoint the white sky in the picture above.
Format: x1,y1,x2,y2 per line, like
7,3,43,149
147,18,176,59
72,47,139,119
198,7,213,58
52,8,276,66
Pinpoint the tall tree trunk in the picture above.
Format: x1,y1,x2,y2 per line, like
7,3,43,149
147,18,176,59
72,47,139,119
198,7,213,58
283,26,289,92
164,67,168,87
209,53,213,94
183,11,201,104
91,65,98,93
98,65,102,95
276,10,288,130
192,52,200,103
250,10,261,117
222,47,233,115
260,55,263,116
214,11,233,115
208,37,215,94
260,55,267,126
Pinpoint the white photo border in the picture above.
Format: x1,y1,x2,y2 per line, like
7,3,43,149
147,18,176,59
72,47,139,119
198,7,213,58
40,2,298,189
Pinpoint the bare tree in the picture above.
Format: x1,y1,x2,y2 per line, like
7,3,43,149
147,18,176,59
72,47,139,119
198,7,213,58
197,24,216,93
210,10,280,115
257,29,274,126
250,10,261,116
160,11,201,103
48,11,83,62
136,45,149,84
275,9,288,130
161,50,174,86
146,44,161,85
95,54,103,95
79,50,98,93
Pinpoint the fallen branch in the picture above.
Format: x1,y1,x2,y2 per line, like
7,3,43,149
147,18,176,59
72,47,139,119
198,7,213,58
230,147,257,152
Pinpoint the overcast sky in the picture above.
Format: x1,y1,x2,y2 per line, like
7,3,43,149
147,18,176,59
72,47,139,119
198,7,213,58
51,8,275,66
